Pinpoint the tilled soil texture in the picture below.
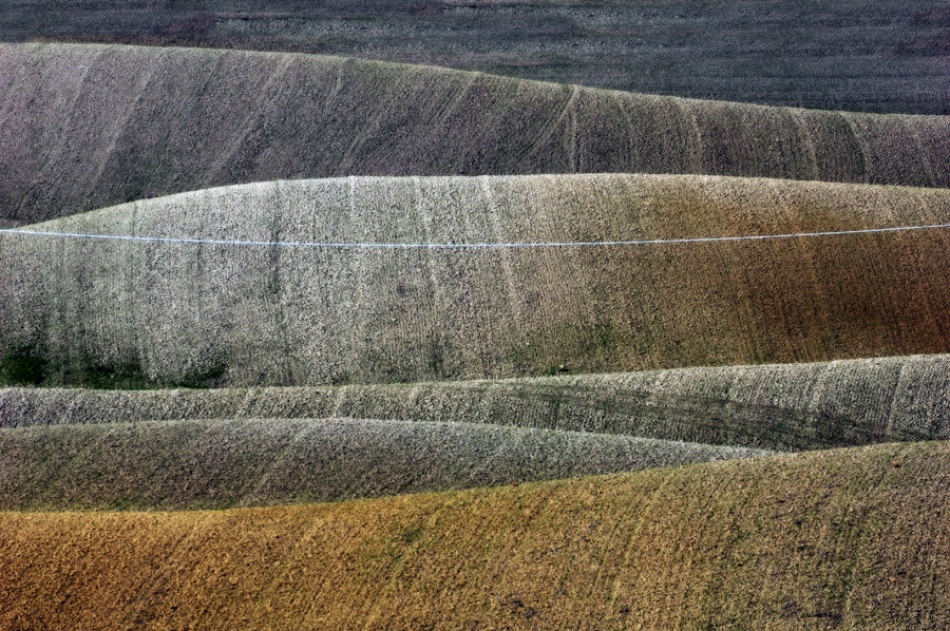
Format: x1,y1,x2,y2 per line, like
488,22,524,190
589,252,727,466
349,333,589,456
5,175,950,386
0,417,770,510
4,43,950,225
1,441,948,630
3,1,948,114
3,354,948,452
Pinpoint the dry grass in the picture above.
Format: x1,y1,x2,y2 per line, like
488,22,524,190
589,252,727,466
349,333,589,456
5,174,950,386
3,43,950,224
0,418,769,510
2,353,947,451
2,441,948,629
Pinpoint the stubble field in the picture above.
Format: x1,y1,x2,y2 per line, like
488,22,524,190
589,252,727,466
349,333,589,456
2,11,949,631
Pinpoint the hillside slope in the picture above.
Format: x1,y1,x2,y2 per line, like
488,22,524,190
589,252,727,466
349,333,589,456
3,1,948,114
2,441,948,629
3,43,950,225
4,174,950,386
3,354,947,452
0,418,768,510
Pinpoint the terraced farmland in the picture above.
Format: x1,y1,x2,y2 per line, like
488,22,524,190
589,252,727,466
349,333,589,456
2,21,949,631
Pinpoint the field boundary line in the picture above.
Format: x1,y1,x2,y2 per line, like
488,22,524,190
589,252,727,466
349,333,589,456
2,223,950,249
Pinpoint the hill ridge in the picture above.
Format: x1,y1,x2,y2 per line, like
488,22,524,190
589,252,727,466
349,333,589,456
5,0,949,114
3,352,947,451
5,174,950,386
4,43,950,225
0,417,770,510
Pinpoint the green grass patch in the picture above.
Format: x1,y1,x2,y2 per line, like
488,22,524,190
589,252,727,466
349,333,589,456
0,347,47,386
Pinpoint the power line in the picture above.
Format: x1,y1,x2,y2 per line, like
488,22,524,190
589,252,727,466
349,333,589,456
2,222,950,249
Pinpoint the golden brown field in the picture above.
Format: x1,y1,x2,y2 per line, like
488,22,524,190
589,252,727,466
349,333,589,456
2,441,948,629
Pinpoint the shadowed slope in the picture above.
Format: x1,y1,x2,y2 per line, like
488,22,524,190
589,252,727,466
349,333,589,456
0,418,768,510
3,1,949,115
2,441,948,629
3,43,950,225
3,354,947,452
4,174,950,386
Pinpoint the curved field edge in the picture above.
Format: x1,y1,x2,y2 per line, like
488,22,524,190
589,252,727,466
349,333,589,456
5,174,950,385
0,418,770,510
7,1,950,116
2,353,948,452
4,43,950,225
2,441,948,630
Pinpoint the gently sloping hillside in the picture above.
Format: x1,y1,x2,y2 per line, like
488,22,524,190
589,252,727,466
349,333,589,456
0,418,769,510
4,1,949,115
1,441,948,630
3,43,950,225
2,354,947,452
4,174,950,386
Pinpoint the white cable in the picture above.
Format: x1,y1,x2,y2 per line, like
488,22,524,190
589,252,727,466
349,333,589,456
2,223,950,249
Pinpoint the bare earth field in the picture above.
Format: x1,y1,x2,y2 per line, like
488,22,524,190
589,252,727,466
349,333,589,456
4,174,950,387
3,43,950,226
1,13,949,629
4,354,948,451
2,0,948,114
0,418,770,510
2,442,948,629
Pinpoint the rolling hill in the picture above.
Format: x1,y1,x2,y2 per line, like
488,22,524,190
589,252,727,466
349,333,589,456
3,353,947,452
2,26,949,630
3,43,950,225
2,441,947,629
4,351,946,510
3,1,948,114
0,417,769,510
4,174,950,387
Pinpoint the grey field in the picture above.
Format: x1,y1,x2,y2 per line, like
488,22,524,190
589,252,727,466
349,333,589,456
1,1,947,114
3,43,950,226
1,25,948,522
5,174,950,388
0,417,771,510
2,354,947,453
2,7,950,628
3,350,947,509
